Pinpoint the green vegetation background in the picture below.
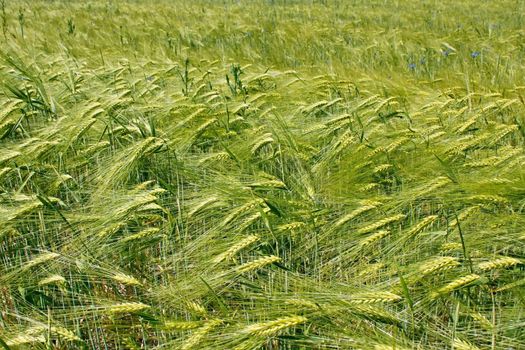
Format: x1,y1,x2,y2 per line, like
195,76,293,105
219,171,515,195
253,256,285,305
0,0,524,349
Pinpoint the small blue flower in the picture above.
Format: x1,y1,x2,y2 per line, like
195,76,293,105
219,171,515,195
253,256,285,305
146,76,154,81
442,49,451,57
471,51,481,58
408,63,416,70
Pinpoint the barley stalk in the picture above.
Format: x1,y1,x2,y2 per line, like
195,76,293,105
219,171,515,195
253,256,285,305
242,316,307,336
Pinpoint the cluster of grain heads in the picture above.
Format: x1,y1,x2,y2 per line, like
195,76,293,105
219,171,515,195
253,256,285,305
0,2,524,348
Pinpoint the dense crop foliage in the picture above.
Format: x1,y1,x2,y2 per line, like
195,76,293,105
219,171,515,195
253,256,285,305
1,1,525,349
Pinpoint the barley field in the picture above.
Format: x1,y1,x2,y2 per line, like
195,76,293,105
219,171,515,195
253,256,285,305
1,0,525,349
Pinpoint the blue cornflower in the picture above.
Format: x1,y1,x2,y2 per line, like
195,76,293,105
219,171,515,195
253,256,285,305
442,49,451,57
408,63,416,70
471,51,481,58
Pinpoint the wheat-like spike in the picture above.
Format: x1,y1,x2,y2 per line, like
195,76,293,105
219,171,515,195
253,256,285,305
428,131,446,140
468,195,508,205
50,326,82,342
176,107,206,127
0,167,11,178
5,334,45,346
414,176,451,198
334,205,377,228
495,278,525,292
251,133,274,154
502,155,525,174
357,263,385,278
433,274,481,298
198,151,231,164
385,137,410,153
237,211,266,232
360,199,383,207
120,227,161,243
98,221,127,238
452,338,481,350
21,252,60,271
187,196,220,217
5,201,43,222
193,118,217,135
478,257,521,271
133,180,157,191
247,179,286,189
77,141,110,157
440,242,463,252
467,312,493,330
181,319,222,350
372,96,397,113
105,302,150,314
405,215,438,238
222,198,266,226
359,230,391,247
465,157,498,168
38,274,66,286
186,301,207,315
353,155,371,168
448,205,480,230
496,97,519,110
111,272,142,286
369,146,386,157
349,291,402,304
466,147,521,168
477,177,513,185
448,134,491,155
237,255,281,273
214,235,260,263
487,124,518,147
242,316,307,336
6,324,80,344
278,221,307,232
326,113,352,126
334,130,356,150
356,214,406,234
360,182,379,191
455,113,481,134
374,344,411,350
163,320,202,330
373,164,393,173
0,149,21,164
421,124,443,134
418,256,460,276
